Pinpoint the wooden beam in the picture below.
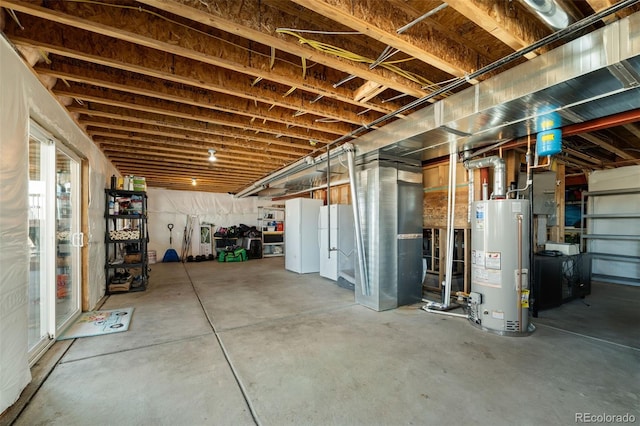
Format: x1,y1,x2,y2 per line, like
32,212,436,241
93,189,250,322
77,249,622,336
584,0,623,22
90,132,294,165
100,147,273,174
505,150,519,189
113,164,264,193
103,151,269,177
354,81,387,103
388,0,504,65
576,133,637,162
290,0,485,79
138,0,426,97
623,123,640,140
93,137,291,168
5,17,398,118
561,146,604,166
80,117,307,158
37,60,353,137
52,83,335,143
445,0,549,60
133,176,252,187
110,160,264,179
3,0,425,99
68,104,314,151
557,156,599,170
133,178,242,190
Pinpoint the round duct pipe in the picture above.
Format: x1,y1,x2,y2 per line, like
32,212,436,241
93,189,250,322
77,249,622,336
464,156,507,199
522,0,570,29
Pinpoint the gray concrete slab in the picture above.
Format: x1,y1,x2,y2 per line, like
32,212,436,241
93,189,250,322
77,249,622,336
12,259,640,426
190,257,355,331
62,271,212,362
218,302,639,425
15,334,254,426
534,281,640,349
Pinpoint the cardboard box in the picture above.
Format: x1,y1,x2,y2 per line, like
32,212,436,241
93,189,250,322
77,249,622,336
124,253,142,263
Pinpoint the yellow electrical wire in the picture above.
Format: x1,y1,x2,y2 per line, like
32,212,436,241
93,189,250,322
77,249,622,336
276,29,452,97
61,0,314,70
37,49,52,64
61,0,451,97
282,86,296,97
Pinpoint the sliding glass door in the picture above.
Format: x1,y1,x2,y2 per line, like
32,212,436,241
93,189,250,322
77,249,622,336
28,122,82,363
55,146,82,331
28,130,53,358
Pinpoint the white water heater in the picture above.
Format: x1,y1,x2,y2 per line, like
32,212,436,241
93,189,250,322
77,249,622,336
469,199,533,335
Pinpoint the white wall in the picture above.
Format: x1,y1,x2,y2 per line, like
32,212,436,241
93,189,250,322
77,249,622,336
147,188,273,258
0,36,117,412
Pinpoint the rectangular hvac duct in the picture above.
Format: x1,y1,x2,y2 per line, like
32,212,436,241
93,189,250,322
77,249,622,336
352,12,640,162
354,151,423,311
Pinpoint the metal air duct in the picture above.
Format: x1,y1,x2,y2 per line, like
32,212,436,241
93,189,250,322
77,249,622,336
522,0,570,29
354,151,423,311
464,156,507,199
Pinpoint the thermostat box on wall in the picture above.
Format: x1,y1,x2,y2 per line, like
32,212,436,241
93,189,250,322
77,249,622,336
545,242,579,255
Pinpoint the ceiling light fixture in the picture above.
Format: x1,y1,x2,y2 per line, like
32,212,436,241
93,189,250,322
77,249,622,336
208,149,217,162
192,178,197,186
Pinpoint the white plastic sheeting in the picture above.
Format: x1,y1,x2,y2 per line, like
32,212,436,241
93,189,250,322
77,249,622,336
0,35,32,414
1,36,118,412
587,165,640,285
147,188,263,258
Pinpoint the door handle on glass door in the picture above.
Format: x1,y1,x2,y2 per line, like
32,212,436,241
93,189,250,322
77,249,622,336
72,232,84,247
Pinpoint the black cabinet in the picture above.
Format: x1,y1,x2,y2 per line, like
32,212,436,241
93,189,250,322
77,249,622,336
532,254,591,317
105,189,148,293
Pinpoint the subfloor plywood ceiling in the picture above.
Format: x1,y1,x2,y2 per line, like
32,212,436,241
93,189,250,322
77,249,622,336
2,0,640,193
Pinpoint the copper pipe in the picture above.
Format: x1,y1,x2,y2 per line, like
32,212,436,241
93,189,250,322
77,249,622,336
490,108,640,154
563,109,640,136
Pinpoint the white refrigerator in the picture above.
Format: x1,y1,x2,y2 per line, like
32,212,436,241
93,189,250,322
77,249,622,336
285,198,323,273
318,204,355,281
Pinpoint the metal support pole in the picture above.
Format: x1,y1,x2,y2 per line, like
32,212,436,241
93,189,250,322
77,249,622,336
345,144,369,296
326,143,331,258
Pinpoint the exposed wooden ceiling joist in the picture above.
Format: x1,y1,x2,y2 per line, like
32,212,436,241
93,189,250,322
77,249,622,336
289,0,484,80
576,133,638,162
445,0,549,59
137,0,428,96
2,0,639,193
82,119,307,159
53,84,334,144
68,104,315,153
7,16,400,119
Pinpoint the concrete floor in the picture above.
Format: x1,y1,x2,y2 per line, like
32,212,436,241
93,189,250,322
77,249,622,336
9,258,640,425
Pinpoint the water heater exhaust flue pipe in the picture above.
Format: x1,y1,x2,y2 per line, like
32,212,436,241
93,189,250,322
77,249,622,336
464,156,506,199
